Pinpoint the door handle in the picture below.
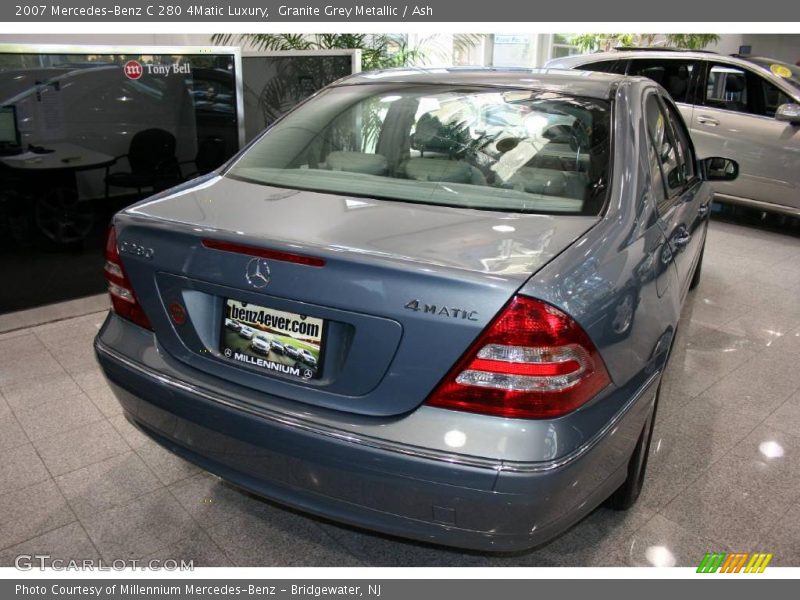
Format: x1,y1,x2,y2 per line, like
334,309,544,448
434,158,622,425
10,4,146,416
697,115,719,127
673,230,691,248
697,202,711,217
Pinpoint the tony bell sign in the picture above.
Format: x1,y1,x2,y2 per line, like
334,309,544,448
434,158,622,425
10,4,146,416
124,59,191,79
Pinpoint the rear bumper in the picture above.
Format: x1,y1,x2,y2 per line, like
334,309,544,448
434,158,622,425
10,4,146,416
94,324,658,552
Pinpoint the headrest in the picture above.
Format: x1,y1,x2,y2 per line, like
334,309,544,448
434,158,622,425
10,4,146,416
404,157,473,183
725,75,746,93
326,151,388,175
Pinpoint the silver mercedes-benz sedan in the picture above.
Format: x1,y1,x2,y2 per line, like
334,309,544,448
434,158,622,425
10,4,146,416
547,49,800,217
94,68,737,551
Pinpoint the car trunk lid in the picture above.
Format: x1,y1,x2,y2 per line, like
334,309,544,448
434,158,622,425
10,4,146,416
116,175,598,416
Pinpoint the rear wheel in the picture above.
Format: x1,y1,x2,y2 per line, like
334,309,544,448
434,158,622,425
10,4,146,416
605,380,660,510
35,187,94,246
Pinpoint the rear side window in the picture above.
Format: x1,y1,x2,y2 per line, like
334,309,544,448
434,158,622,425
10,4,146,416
627,59,698,104
661,99,695,182
228,85,612,215
644,93,692,202
578,60,626,74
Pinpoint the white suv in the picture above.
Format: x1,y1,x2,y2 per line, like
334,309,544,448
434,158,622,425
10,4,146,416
547,49,800,216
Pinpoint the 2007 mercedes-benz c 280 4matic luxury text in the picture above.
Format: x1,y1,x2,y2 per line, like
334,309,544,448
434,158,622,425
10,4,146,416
94,68,738,551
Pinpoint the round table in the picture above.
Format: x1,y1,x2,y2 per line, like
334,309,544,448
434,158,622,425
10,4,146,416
0,143,116,245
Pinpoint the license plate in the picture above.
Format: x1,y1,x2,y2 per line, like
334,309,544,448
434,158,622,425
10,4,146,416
220,298,324,380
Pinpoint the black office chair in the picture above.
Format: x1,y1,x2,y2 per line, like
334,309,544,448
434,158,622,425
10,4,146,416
105,128,182,200
179,136,228,179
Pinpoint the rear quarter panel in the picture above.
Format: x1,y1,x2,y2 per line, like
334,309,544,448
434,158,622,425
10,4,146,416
520,80,682,391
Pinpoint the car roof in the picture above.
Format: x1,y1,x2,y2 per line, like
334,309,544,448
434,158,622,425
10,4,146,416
334,67,628,100
549,49,785,72
550,49,725,66
548,50,800,98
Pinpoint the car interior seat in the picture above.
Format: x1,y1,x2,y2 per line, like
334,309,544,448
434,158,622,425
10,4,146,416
723,75,747,112
502,164,588,200
494,119,590,201
403,114,484,184
666,67,690,102
639,67,666,87
325,151,388,176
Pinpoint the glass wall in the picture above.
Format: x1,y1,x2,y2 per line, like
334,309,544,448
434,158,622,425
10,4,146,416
242,53,357,142
0,48,241,313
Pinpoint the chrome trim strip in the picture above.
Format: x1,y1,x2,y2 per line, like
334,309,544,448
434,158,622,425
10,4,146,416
714,193,800,218
95,339,659,474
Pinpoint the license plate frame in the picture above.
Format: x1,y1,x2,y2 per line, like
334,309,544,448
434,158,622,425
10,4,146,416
219,298,325,381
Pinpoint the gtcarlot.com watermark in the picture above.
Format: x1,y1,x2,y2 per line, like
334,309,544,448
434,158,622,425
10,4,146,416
14,555,194,571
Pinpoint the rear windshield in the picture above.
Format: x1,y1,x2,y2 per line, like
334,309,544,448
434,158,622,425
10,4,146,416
227,84,611,215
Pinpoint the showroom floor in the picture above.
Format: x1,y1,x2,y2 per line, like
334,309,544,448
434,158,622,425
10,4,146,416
1,217,799,568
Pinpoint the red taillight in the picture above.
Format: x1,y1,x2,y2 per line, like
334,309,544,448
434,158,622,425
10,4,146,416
104,226,152,330
424,296,610,419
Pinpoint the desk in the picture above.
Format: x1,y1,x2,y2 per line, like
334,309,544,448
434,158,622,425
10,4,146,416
0,142,115,172
0,143,116,245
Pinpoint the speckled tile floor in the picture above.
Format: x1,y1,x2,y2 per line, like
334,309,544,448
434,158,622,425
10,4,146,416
1,218,799,567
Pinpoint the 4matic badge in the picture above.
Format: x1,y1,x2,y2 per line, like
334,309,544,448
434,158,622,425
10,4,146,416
404,299,478,321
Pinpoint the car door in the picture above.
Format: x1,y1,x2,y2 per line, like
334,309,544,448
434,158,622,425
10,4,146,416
626,57,702,127
690,61,800,210
643,89,707,297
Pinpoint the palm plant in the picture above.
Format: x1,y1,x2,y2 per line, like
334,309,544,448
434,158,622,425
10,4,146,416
212,33,486,70
569,33,720,53
211,33,464,70
213,33,483,136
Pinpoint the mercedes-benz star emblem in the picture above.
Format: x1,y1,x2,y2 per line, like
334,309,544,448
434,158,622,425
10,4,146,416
245,258,271,289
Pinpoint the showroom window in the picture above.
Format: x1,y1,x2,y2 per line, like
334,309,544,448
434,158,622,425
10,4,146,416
0,48,242,314
551,34,581,59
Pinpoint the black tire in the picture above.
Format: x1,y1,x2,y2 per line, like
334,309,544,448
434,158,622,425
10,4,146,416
689,243,704,290
34,187,94,247
605,380,661,510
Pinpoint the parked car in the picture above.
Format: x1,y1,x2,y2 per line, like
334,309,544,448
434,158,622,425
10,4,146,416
251,335,271,354
299,349,318,368
546,48,800,217
284,344,301,360
95,68,737,551
270,339,286,355
238,325,255,340
224,318,241,332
